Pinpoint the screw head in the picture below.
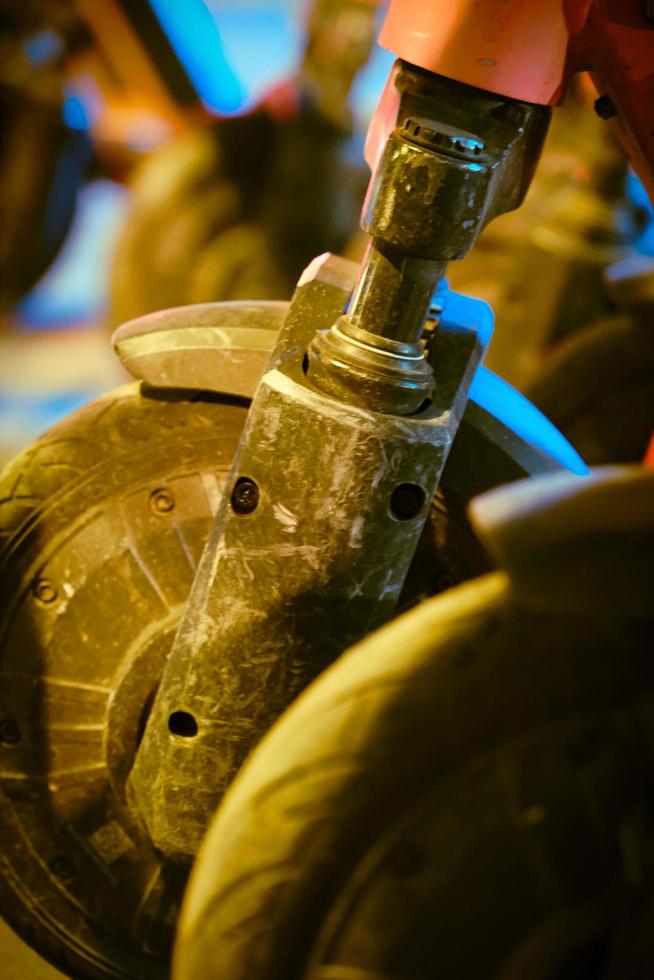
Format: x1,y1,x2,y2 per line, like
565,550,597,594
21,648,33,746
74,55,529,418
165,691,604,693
231,477,260,515
0,719,20,745
33,578,58,604
150,488,175,515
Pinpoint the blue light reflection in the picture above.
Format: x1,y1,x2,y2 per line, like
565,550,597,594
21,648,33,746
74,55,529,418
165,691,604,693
147,0,243,113
470,366,589,476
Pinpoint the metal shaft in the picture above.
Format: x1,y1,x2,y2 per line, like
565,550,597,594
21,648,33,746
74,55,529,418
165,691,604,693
348,238,444,346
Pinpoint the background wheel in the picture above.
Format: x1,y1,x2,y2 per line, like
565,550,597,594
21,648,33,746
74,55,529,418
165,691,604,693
525,314,654,465
0,382,491,978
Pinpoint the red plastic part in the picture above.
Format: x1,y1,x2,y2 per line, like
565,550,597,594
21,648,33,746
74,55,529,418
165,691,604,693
580,1,654,202
379,0,591,106
644,433,654,469
376,0,654,202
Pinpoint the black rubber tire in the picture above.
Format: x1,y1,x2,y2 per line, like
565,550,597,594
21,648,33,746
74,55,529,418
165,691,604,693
1,85,90,310
174,572,654,980
109,131,254,326
0,383,248,979
109,111,366,327
525,314,654,465
109,125,296,326
0,382,490,979
0,384,241,552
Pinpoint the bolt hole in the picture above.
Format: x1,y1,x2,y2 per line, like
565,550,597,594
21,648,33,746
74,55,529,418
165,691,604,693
168,710,198,738
0,718,20,745
390,483,426,521
594,94,616,120
50,855,77,881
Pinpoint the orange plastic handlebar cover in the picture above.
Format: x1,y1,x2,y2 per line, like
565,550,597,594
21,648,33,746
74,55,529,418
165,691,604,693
377,0,654,201
379,0,592,106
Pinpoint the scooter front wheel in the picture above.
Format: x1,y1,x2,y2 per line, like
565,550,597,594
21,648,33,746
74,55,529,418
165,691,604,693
0,381,489,979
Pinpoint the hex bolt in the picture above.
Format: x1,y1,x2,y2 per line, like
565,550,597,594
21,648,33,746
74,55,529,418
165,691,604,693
150,488,175,515
33,578,58,604
49,855,77,881
0,719,20,745
231,477,260,515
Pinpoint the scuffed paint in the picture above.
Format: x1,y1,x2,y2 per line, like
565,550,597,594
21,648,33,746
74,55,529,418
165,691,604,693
272,503,299,532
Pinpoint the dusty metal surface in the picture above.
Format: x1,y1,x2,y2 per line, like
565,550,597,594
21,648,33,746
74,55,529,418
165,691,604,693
307,63,549,417
361,62,550,261
114,278,580,494
128,250,488,859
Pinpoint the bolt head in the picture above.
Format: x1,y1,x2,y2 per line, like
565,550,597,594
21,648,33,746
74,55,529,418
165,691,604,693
150,489,175,514
231,477,260,515
50,855,77,881
33,578,58,604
